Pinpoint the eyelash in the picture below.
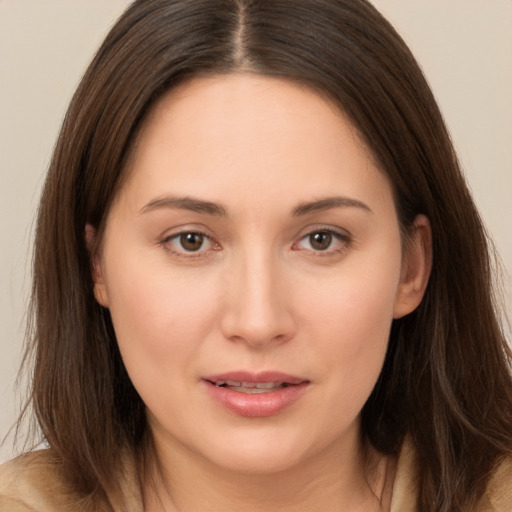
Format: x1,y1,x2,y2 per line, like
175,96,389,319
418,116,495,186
293,228,351,256
159,227,351,258
160,231,219,258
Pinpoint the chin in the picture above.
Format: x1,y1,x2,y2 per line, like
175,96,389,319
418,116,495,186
193,421,343,476
207,442,309,475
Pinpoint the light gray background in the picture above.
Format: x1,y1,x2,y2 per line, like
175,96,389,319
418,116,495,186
1,1,511,463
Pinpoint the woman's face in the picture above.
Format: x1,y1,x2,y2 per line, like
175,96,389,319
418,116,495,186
92,74,429,474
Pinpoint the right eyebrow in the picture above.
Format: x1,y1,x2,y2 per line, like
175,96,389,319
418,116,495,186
138,195,228,216
292,195,373,216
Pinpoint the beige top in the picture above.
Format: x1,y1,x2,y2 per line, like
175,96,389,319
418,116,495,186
0,440,511,511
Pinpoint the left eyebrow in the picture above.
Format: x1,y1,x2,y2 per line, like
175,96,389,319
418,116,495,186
138,195,228,216
292,196,373,216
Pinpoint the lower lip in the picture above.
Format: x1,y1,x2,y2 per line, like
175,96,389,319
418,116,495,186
203,381,309,417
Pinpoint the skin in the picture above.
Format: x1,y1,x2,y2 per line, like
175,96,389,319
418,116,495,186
90,74,431,511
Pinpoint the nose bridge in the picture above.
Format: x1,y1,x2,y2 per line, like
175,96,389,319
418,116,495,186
221,243,294,347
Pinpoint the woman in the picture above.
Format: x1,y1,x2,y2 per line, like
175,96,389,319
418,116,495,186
1,0,511,511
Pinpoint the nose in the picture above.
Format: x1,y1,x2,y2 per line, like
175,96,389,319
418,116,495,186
220,249,296,348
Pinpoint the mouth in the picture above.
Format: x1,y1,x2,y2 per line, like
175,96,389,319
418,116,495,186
208,380,293,394
204,371,308,393
202,371,310,417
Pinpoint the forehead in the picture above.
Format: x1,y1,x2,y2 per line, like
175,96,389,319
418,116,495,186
118,73,393,217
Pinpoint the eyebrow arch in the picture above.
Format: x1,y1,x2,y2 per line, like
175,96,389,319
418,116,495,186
139,195,228,216
292,196,373,216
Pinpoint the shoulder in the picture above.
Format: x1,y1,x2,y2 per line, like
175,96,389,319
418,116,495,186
0,448,143,512
478,454,512,512
0,449,81,512
391,439,512,512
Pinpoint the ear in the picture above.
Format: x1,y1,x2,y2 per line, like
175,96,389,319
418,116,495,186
85,223,110,308
393,214,432,319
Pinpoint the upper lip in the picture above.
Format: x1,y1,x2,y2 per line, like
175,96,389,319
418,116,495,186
203,371,308,385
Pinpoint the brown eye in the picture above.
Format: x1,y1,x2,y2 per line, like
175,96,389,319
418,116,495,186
180,232,205,251
309,231,333,250
162,230,219,257
294,228,350,254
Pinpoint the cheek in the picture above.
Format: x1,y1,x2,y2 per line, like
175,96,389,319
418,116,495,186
304,252,400,343
310,285,395,385
102,252,222,387
300,253,401,411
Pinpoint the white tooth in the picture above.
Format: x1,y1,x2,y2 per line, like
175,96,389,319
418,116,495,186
215,381,226,387
225,380,241,387
231,387,274,394
241,382,257,388
255,382,280,389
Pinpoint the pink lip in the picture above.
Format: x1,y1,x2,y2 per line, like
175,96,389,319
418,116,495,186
202,371,310,418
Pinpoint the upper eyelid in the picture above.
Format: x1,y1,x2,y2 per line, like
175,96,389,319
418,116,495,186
295,224,351,240
159,224,215,241
297,229,350,244
305,227,349,236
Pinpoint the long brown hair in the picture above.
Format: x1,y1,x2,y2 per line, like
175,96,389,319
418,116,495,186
19,1,512,510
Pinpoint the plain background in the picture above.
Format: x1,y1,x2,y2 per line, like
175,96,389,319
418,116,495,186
1,1,511,463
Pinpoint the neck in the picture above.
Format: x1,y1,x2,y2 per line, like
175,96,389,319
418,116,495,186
141,425,396,512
